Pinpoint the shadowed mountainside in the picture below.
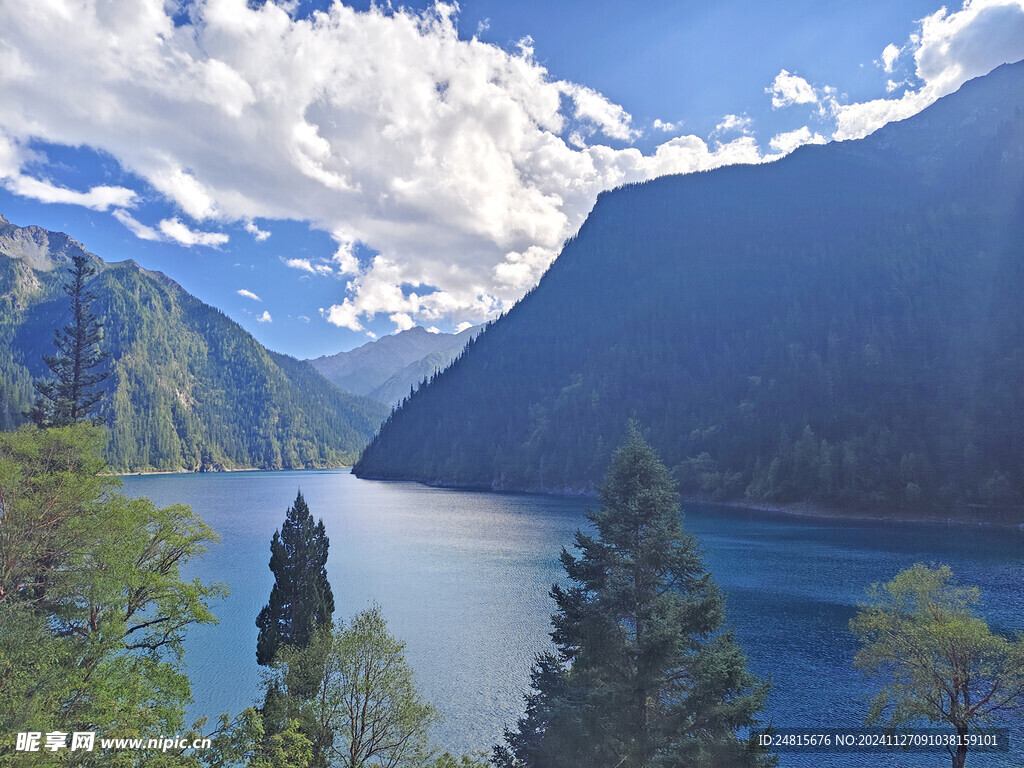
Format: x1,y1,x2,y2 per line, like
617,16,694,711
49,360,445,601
355,61,1024,517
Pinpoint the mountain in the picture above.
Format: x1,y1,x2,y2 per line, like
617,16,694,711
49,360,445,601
0,215,390,471
309,324,479,405
355,60,1024,517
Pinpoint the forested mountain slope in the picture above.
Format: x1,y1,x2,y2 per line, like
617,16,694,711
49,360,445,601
355,61,1024,515
0,216,389,471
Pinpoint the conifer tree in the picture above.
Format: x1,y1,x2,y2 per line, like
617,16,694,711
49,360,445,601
29,252,109,427
496,424,774,768
256,491,335,666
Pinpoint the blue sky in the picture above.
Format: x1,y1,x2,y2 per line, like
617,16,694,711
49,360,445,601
1,0,1023,358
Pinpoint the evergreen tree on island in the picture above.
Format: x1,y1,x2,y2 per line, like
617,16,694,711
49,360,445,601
496,423,774,768
256,490,335,666
28,252,109,427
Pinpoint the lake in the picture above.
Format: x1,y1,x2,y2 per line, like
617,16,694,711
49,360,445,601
121,469,1024,767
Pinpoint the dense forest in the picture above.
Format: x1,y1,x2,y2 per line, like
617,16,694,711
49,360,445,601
356,61,1024,516
0,218,389,471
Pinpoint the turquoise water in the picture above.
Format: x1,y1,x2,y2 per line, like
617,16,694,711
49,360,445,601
121,470,1024,766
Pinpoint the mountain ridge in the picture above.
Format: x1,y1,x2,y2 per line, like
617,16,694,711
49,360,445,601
0,217,389,470
309,324,480,405
354,60,1024,517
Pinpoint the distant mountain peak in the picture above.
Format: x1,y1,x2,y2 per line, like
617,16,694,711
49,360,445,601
309,324,481,404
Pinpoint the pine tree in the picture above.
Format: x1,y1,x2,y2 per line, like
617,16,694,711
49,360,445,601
28,253,109,427
256,491,335,666
496,424,774,768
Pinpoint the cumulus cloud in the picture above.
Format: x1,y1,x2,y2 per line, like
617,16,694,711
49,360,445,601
237,288,261,301
713,114,754,137
320,302,363,332
389,312,416,331
881,43,902,73
559,82,641,141
767,69,819,108
652,119,677,132
158,218,229,247
0,0,788,332
256,310,272,323
831,0,1024,140
330,237,360,275
769,126,827,154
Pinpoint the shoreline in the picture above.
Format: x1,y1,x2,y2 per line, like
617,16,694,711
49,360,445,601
359,473,1024,530
117,466,1024,530
111,465,353,477
691,497,1024,530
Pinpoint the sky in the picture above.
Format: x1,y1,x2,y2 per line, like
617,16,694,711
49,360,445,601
1,0,1023,358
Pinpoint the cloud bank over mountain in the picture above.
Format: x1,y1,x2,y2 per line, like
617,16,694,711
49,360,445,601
0,0,1022,333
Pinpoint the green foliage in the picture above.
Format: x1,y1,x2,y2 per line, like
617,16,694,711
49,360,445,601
256,491,335,666
427,752,491,768
0,423,225,766
262,607,439,768
851,564,1024,768
202,710,314,768
496,425,773,768
355,68,1024,517
28,252,109,427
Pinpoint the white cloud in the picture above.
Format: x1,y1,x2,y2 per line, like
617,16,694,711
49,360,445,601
713,114,754,137
298,315,310,323
0,0,780,330
245,220,271,241
113,208,161,240
237,288,261,301
769,126,827,154
284,258,316,273
158,218,229,247
493,245,557,291
2,130,134,211
256,310,272,323
767,69,819,108
559,82,641,141
330,236,360,275
321,302,364,332
4,174,136,210
652,119,677,132
830,0,1024,140
427,325,441,333
455,321,474,333
389,312,416,331
881,43,902,73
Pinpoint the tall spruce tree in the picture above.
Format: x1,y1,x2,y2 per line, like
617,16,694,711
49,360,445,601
256,491,335,666
496,424,774,768
29,252,109,427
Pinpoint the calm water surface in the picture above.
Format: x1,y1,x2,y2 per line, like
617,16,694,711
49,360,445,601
121,470,1024,767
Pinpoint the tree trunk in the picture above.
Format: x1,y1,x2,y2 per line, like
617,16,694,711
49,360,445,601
951,725,969,768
